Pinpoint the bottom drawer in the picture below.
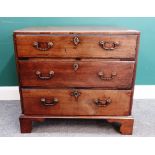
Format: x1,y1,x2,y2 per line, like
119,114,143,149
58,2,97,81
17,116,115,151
21,89,132,116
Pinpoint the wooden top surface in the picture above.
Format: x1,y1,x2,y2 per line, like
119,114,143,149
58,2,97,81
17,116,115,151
14,26,140,35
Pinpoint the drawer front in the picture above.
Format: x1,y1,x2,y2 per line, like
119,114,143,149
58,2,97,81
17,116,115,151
16,34,137,58
22,89,132,116
19,60,135,89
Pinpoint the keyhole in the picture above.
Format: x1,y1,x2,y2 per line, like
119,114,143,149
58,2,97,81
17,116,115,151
73,63,79,71
74,91,78,97
71,90,81,101
73,36,80,46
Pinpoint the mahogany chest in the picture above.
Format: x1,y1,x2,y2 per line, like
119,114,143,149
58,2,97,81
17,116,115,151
13,26,140,134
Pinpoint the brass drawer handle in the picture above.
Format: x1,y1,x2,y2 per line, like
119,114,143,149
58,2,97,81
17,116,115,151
99,41,119,50
98,71,117,80
41,98,59,106
73,36,80,46
94,98,112,107
33,41,53,51
35,71,54,80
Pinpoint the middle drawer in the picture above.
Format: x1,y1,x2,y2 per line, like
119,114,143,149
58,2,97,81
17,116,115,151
19,59,135,89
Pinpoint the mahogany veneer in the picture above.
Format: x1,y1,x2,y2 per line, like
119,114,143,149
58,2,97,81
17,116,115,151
14,26,140,134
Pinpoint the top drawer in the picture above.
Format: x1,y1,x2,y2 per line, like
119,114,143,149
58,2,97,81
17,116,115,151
15,34,138,59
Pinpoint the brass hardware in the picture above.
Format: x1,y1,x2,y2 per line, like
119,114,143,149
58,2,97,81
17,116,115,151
99,41,119,50
33,41,53,51
71,90,81,100
73,36,80,46
98,71,117,80
35,70,54,80
41,97,59,106
94,98,112,107
73,63,79,71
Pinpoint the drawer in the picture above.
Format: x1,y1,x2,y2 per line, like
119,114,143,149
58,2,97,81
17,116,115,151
15,34,137,59
22,89,132,116
19,60,135,89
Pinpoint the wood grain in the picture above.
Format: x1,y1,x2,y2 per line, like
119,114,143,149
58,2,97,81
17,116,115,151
15,34,137,59
21,89,132,116
19,60,135,88
13,26,140,134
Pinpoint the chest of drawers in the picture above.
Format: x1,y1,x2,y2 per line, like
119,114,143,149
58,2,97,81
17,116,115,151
14,26,140,134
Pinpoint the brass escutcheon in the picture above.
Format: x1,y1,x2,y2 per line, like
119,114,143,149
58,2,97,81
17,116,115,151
71,90,81,101
73,63,79,71
73,36,80,46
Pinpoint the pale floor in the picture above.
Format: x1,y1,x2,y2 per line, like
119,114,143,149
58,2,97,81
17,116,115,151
0,100,155,137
